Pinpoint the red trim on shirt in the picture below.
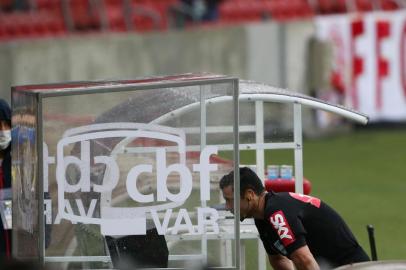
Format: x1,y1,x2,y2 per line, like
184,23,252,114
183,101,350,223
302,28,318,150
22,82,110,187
289,193,321,208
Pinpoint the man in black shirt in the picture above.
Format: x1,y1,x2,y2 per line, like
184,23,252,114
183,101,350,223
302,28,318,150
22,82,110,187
219,167,370,270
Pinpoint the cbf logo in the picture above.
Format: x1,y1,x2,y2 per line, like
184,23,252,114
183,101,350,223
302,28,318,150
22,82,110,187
53,123,219,236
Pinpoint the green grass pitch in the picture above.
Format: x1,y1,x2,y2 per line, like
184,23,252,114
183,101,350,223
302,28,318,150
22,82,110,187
225,128,406,268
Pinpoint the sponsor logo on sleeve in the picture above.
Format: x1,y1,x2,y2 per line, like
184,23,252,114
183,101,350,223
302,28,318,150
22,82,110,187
269,210,295,247
273,240,288,256
289,193,321,208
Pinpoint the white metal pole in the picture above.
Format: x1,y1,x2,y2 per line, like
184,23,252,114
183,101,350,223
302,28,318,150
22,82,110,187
258,240,267,270
241,242,246,270
200,85,208,264
255,101,265,181
293,103,304,194
255,101,267,270
233,80,241,269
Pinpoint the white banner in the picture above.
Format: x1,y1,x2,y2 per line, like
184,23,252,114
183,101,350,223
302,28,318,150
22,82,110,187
315,11,406,122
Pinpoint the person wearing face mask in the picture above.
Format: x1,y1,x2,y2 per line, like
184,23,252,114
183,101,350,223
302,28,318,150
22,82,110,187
0,99,11,262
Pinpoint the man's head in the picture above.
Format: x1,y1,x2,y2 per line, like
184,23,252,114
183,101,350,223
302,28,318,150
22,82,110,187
219,167,265,221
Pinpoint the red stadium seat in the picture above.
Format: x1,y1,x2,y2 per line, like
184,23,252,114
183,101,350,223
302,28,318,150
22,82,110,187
267,0,313,21
317,0,334,14
355,0,374,12
1,13,28,38
102,0,126,31
0,0,13,11
335,0,348,13
68,0,102,31
219,0,265,23
105,7,126,30
35,0,60,9
0,9,67,40
0,0,403,40
129,0,169,32
380,0,399,11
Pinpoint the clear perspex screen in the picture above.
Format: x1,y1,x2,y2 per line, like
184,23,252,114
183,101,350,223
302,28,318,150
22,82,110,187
12,74,241,269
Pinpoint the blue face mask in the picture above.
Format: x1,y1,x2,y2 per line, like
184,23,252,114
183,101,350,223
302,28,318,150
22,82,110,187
0,130,11,150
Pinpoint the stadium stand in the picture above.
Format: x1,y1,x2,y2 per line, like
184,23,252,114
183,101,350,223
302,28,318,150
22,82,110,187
0,0,404,41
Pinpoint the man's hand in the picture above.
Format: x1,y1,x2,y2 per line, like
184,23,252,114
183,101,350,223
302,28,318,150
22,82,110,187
290,245,320,270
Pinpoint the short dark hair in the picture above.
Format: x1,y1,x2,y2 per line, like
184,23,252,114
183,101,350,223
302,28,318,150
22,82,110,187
0,99,11,126
219,167,265,197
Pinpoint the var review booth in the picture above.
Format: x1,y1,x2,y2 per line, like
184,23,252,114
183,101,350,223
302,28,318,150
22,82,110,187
10,74,368,269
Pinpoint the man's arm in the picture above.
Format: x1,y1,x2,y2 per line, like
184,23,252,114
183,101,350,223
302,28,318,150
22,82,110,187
268,254,294,270
289,245,320,270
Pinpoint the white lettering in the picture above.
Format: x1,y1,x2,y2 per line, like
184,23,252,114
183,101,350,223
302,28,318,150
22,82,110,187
54,199,97,224
126,164,154,202
270,214,293,240
197,207,219,234
55,200,76,224
93,156,119,192
193,146,218,201
76,199,97,218
62,141,90,192
156,148,192,202
43,143,55,193
150,209,172,235
171,208,194,235
52,124,221,235
44,199,52,224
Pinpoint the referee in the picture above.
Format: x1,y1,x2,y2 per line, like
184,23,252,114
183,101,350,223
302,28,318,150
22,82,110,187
220,167,370,270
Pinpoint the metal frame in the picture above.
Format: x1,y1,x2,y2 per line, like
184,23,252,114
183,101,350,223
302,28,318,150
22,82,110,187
124,89,368,269
233,79,241,270
200,84,208,265
15,75,241,270
37,93,45,265
13,76,368,270
19,76,234,98
149,93,367,198
293,103,304,194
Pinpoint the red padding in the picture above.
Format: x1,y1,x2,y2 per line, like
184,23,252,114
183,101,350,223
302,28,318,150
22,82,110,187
265,178,312,195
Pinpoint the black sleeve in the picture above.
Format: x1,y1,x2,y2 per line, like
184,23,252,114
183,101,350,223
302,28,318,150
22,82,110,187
266,209,307,257
255,220,277,255
259,235,277,255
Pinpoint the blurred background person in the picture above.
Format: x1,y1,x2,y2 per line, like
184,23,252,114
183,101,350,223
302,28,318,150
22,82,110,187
170,0,223,28
0,99,12,262
202,0,223,21
0,0,29,12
